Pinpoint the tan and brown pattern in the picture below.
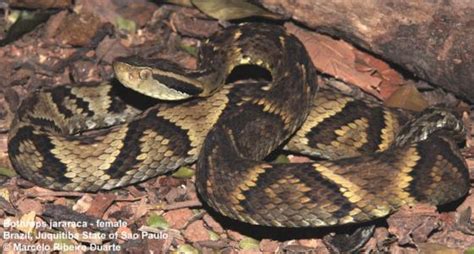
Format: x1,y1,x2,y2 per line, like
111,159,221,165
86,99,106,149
8,23,470,227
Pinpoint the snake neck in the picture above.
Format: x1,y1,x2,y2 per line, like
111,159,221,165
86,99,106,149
394,108,466,147
113,23,318,103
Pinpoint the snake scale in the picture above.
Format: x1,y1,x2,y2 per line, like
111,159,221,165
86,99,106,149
8,23,470,227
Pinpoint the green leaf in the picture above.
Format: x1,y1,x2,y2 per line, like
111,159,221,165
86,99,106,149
172,166,195,179
174,244,199,254
115,16,137,34
273,154,289,164
147,213,169,229
208,230,220,241
465,246,474,254
53,237,76,251
0,167,17,177
192,0,280,21
7,10,22,25
162,0,194,7
179,43,199,57
192,209,202,215
239,236,260,250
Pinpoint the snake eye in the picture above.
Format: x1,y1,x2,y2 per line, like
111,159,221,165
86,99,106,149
139,69,152,80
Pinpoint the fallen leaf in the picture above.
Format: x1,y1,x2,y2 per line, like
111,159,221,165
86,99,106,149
227,229,245,241
0,167,17,177
465,246,474,254
286,23,409,101
203,214,224,234
286,23,382,98
183,220,210,242
55,12,103,46
16,199,42,214
147,213,169,229
9,0,72,9
354,51,405,99
163,0,193,7
417,243,462,254
73,194,94,213
171,8,220,38
239,236,260,251
163,208,194,229
288,155,312,163
85,193,116,217
260,239,280,252
172,166,195,179
53,237,77,252
208,230,220,240
298,239,326,249
387,204,439,245
17,211,36,234
273,154,290,164
116,226,133,240
192,0,279,21
175,243,199,254
116,16,136,34
384,84,429,111
0,188,10,201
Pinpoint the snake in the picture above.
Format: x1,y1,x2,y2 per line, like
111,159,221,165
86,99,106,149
8,23,470,227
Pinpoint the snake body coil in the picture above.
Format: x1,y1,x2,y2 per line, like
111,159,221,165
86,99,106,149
8,24,469,227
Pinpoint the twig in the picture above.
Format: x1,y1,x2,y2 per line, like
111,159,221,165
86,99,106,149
162,200,202,210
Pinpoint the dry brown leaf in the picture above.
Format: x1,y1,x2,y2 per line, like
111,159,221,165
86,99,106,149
171,8,220,38
286,23,382,99
75,0,119,24
116,2,157,28
354,51,405,99
287,155,312,163
16,198,42,214
203,214,224,234
260,239,280,252
9,0,72,9
96,36,131,64
418,243,463,254
298,239,327,250
384,84,429,111
163,208,194,229
17,211,36,234
456,190,474,219
183,220,210,242
286,23,411,101
387,204,439,245
52,197,68,206
85,193,116,218
429,229,474,250
129,198,151,223
55,12,103,46
116,226,132,240
227,229,245,241
364,227,389,252
69,226,103,244
73,194,94,213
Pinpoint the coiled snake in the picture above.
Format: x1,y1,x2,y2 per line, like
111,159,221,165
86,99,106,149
8,23,469,227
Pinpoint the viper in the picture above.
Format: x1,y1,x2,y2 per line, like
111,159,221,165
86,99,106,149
8,23,470,227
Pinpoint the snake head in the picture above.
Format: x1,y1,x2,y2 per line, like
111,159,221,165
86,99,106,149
394,107,466,147
113,56,204,101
